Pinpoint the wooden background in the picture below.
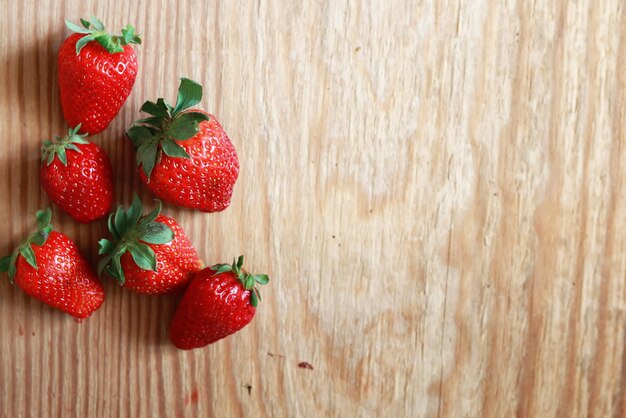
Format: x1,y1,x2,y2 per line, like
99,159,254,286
0,1,625,417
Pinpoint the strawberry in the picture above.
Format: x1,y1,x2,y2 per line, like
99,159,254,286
40,124,113,223
126,78,239,212
169,256,269,349
98,195,202,294
58,16,141,134
0,208,104,319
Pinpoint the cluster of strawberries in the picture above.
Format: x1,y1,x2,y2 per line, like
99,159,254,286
0,17,269,350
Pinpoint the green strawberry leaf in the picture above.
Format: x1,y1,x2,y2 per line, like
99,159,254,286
254,274,270,285
107,213,119,240
111,252,125,284
36,208,52,231
128,79,208,173
126,195,143,227
7,253,17,280
57,147,68,165
90,16,105,31
95,34,123,53
134,116,162,128
126,126,154,147
121,25,141,44
181,112,210,124
97,253,113,277
173,78,203,115
40,225,52,239
75,34,96,54
157,98,172,114
113,206,127,237
141,100,169,118
67,17,141,55
65,134,89,147
99,195,170,284
19,245,37,270
65,19,91,34
244,274,255,290
137,142,158,178
161,138,190,158
106,265,120,281
0,209,52,281
168,112,209,140
0,255,12,272
41,127,89,166
139,222,173,245
232,258,242,278
30,232,47,247
209,255,270,306
98,239,113,255
142,200,162,224
210,264,232,276
169,114,203,140
128,243,157,271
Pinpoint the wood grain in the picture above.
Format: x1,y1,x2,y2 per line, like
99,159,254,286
0,0,625,417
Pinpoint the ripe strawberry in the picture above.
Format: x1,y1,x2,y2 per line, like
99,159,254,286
98,195,202,294
126,78,239,212
40,124,113,223
169,256,269,349
0,208,104,319
58,16,141,134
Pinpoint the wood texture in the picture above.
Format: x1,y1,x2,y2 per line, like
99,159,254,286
0,1,625,417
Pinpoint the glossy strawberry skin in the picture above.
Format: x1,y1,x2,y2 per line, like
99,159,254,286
58,33,138,135
14,231,104,319
169,268,256,349
41,142,113,223
139,112,239,212
120,215,202,295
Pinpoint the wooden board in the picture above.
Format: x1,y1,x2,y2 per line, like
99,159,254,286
1,1,625,417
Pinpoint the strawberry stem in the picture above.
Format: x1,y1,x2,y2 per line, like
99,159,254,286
0,208,53,282
126,78,210,180
209,255,270,307
66,16,141,54
98,195,174,284
41,124,89,166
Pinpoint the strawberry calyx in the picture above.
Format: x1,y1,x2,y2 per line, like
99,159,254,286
210,255,270,307
41,124,89,166
0,208,53,282
98,195,174,284
66,16,142,55
126,78,210,180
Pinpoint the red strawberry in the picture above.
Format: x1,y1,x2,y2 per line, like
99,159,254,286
98,195,202,294
58,16,141,134
169,256,269,349
0,209,104,319
126,78,239,212
40,124,113,223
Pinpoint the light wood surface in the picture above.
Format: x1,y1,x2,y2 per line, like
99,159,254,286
1,1,625,417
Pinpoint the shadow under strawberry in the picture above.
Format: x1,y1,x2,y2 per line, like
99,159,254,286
1,26,66,132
